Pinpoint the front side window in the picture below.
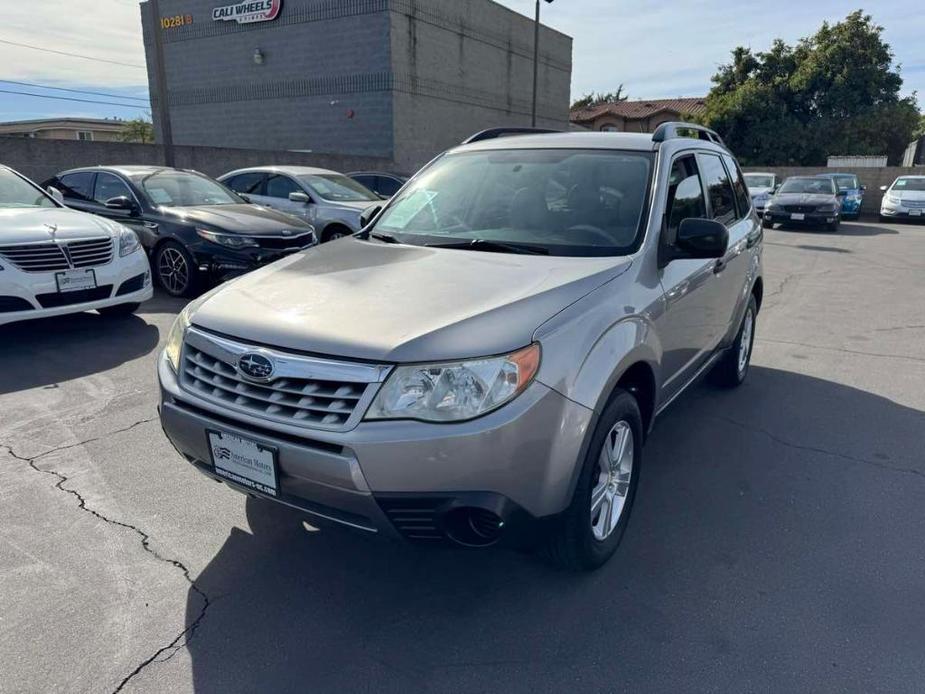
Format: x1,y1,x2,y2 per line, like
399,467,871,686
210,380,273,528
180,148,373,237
59,172,95,201
371,148,654,256
0,169,56,209
665,155,707,244
299,174,380,203
743,174,774,189
697,153,736,225
134,171,241,207
722,154,751,218
780,178,835,194
94,173,133,204
265,175,301,199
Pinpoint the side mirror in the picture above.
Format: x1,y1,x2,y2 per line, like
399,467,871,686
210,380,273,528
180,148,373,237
360,203,384,228
47,186,65,204
880,185,888,192
860,185,867,192
675,218,729,259
105,196,137,213
289,191,311,203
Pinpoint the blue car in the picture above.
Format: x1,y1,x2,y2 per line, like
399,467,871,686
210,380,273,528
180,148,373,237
816,173,865,220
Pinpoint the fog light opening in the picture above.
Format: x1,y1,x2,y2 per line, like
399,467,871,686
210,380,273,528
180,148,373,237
444,507,505,547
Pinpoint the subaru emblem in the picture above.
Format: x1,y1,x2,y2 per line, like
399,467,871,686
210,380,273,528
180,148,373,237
238,352,275,381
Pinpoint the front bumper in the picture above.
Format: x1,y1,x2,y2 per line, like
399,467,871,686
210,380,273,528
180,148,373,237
0,250,152,326
880,205,925,220
763,209,839,225
189,237,317,283
157,353,593,544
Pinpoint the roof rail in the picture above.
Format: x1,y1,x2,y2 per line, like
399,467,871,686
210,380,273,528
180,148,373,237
461,127,561,145
652,122,725,148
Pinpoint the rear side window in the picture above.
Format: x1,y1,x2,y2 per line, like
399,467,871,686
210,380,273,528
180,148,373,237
351,174,376,191
697,153,737,225
93,173,133,204
665,155,707,244
59,172,94,202
377,176,403,197
225,172,265,195
722,154,752,218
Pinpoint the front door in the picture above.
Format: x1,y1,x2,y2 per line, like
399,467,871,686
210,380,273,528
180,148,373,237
257,174,312,221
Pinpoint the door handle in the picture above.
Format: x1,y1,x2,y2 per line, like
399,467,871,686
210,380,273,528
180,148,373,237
665,280,689,301
713,258,727,274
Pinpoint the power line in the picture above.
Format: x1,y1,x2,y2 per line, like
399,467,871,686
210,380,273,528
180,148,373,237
0,38,146,69
0,88,149,110
0,79,149,102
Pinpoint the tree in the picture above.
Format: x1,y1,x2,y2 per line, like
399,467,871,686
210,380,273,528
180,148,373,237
702,11,921,165
120,118,154,144
570,85,628,111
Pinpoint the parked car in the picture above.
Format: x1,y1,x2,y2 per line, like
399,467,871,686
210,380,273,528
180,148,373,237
43,166,316,297
158,124,763,570
879,175,925,222
763,176,841,231
219,166,381,242
347,171,408,199
0,164,151,325
816,173,865,219
743,172,777,215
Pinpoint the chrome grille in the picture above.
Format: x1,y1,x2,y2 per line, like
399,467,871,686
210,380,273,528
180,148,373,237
179,328,390,431
903,199,925,208
0,238,113,272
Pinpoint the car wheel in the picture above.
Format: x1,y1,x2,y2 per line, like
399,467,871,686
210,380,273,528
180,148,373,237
711,294,757,388
545,388,642,571
761,218,773,229
322,226,351,243
97,302,140,318
155,241,199,297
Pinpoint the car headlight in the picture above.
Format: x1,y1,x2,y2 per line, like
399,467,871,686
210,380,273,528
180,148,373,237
884,194,901,206
366,344,541,422
118,227,141,257
164,307,192,372
817,204,837,213
196,227,259,249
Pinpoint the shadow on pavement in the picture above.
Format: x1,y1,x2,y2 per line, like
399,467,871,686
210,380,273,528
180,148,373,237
795,244,852,253
0,312,160,394
837,222,900,236
183,367,925,692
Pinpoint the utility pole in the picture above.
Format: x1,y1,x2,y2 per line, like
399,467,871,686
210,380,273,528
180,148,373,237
531,0,553,127
148,0,175,166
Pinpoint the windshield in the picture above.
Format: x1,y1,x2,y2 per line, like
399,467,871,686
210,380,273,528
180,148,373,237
779,178,835,195
830,174,860,191
135,171,241,207
744,174,774,189
370,149,653,257
893,177,925,192
0,169,56,209
299,174,379,202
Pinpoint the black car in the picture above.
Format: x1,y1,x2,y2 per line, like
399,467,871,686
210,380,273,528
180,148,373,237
762,176,841,231
346,171,408,199
42,166,317,296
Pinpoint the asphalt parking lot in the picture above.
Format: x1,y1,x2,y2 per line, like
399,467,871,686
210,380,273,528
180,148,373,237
2,220,924,693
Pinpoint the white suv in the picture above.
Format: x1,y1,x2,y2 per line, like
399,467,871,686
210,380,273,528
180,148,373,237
0,165,152,325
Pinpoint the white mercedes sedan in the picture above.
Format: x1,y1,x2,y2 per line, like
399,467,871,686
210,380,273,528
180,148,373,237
0,164,152,326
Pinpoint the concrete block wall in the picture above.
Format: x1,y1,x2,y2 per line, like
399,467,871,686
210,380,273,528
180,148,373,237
0,137,396,185
743,166,925,217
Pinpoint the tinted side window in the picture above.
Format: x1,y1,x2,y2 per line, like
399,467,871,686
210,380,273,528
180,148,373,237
265,175,300,199
377,176,402,197
665,155,707,244
722,154,751,219
225,172,265,195
59,172,94,202
352,175,376,192
94,173,133,204
698,154,736,225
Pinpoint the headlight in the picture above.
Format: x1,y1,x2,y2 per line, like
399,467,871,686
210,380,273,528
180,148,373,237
196,227,259,249
164,307,192,372
366,344,541,422
817,204,837,213
118,227,141,257
884,194,901,206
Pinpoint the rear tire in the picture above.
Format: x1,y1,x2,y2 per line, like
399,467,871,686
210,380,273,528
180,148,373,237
545,389,642,571
711,294,757,388
97,302,140,317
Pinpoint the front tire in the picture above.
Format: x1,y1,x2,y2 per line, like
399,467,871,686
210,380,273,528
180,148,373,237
545,389,642,571
97,302,140,317
322,225,352,243
155,241,199,297
711,294,757,388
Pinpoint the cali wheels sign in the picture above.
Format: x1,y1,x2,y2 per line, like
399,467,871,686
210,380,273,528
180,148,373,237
212,0,282,24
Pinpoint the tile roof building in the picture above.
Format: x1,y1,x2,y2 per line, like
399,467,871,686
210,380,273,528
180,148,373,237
570,97,708,133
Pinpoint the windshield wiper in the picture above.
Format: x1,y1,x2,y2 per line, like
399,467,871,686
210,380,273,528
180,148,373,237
425,238,549,255
369,231,401,243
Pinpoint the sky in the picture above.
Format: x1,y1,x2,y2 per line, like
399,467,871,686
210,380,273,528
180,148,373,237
0,0,922,123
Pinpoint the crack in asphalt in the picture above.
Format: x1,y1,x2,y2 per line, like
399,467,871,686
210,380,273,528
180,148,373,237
705,414,923,480
1,418,212,694
761,337,925,364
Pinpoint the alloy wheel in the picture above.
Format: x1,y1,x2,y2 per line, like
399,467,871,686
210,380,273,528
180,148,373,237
738,307,754,374
590,420,634,541
158,247,190,295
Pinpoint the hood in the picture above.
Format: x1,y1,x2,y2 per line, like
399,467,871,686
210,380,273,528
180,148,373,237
890,189,925,201
190,237,632,362
749,187,774,197
773,193,836,205
0,206,118,245
160,204,312,235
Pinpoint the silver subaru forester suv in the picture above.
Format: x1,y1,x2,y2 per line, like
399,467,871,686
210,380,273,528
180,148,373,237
158,124,763,570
